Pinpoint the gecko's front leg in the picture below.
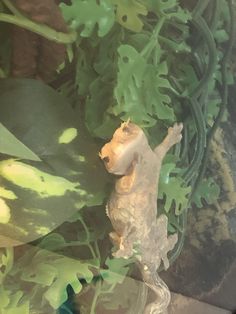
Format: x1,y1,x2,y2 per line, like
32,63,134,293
154,123,183,160
110,226,135,259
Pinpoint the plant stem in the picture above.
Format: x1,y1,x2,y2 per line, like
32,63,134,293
90,280,102,314
79,218,98,261
0,13,76,44
141,16,165,58
2,0,23,17
94,241,101,261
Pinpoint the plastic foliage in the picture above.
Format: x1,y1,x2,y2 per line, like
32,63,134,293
113,43,175,126
111,0,148,32
192,178,220,208
60,0,115,37
1,213,134,313
158,161,191,215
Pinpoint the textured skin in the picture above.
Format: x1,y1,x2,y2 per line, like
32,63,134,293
100,121,183,313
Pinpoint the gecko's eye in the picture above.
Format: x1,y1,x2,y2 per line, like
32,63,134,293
102,156,110,163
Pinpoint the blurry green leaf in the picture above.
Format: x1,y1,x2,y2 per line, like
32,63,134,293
113,44,175,126
159,163,176,184
160,36,191,53
0,289,29,314
6,291,24,308
38,233,67,250
101,257,133,284
2,301,29,314
80,27,122,138
192,178,220,208
0,248,14,283
143,0,191,22
214,29,229,43
111,0,148,32
0,159,82,198
179,64,199,96
20,249,94,309
60,0,115,37
0,123,41,161
0,79,109,246
159,163,191,214
143,0,177,13
0,286,10,308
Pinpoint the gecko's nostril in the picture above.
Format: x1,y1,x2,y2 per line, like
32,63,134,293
102,156,110,163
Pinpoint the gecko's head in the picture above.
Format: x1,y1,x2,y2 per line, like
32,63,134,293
99,121,148,175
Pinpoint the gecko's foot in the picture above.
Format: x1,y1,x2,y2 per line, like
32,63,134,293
112,240,134,259
112,247,133,259
109,232,121,247
167,123,183,146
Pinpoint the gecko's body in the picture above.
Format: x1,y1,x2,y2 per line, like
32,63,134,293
100,121,183,314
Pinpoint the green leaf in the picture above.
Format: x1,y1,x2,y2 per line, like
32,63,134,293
20,249,94,309
101,257,133,284
6,291,24,308
192,178,220,208
159,163,177,184
38,233,67,250
0,286,10,308
159,162,190,214
0,248,14,283
142,0,175,14
214,29,229,43
78,27,122,138
159,176,190,214
143,0,191,22
60,0,115,37
113,44,175,126
2,301,29,314
0,79,109,246
0,289,29,314
0,159,82,198
0,123,41,161
111,0,148,32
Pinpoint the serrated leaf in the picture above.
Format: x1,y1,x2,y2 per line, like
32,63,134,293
192,178,220,208
60,0,115,37
101,257,133,284
111,0,148,32
44,258,94,309
20,249,94,309
3,302,30,314
159,165,191,214
113,44,175,126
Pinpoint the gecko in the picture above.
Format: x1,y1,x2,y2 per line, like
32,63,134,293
99,121,183,314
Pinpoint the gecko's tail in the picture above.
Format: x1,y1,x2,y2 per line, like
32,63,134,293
140,264,171,314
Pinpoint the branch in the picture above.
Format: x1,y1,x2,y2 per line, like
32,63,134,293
0,13,76,44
